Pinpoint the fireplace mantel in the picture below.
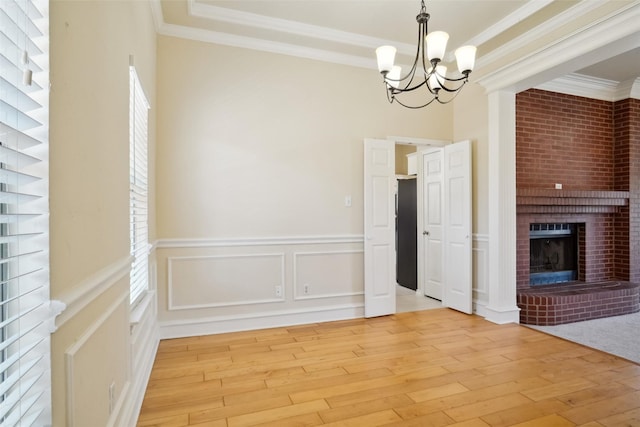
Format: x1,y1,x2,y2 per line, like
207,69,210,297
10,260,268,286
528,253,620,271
516,189,629,214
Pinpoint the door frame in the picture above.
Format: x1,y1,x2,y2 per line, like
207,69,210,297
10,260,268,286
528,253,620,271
388,137,448,300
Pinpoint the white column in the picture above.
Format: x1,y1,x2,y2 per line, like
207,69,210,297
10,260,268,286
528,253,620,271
483,90,520,324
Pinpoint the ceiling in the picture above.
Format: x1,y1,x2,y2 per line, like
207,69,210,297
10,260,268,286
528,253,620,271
156,0,640,98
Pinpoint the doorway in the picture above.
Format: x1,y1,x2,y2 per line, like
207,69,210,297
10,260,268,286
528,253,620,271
394,139,446,312
364,137,473,317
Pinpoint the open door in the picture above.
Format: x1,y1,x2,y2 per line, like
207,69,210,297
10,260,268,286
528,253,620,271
443,140,472,313
422,149,444,300
363,138,396,317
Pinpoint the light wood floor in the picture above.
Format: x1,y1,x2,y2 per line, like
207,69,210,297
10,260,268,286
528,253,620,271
137,309,640,427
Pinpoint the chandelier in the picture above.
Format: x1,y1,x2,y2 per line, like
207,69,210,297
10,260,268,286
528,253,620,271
375,0,477,109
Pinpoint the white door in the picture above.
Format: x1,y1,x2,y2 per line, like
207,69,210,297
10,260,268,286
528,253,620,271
363,138,396,317
443,140,473,314
422,150,444,300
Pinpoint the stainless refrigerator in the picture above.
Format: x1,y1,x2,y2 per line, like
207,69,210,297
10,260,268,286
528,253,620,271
396,178,417,290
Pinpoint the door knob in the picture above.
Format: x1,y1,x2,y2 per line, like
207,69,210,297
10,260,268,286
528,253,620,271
423,231,429,236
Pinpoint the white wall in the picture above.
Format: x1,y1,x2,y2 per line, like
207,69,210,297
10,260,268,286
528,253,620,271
155,36,453,335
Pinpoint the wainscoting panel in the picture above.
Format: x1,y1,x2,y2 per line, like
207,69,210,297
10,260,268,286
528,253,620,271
157,236,365,338
168,253,286,310
473,234,490,309
293,250,364,300
64,291,130,427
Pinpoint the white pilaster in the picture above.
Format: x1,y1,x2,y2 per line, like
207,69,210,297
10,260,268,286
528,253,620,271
484,91,520,324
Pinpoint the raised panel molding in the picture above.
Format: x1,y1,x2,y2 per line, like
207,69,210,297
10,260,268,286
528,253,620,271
167,253,286,310
472,234,489,304
65,292,130,427
293,250,364,300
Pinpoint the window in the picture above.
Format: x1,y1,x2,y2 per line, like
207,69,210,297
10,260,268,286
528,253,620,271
0,0,50,425
129,66,149,305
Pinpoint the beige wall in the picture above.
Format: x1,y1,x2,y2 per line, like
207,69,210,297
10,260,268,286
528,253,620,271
155,36,453,333
453,82,490,235
395,144,417,175
49,0,157,425
156,36,452,239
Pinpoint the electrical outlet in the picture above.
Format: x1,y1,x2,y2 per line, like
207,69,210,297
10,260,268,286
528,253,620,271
275,285,282,297
303,284,310,295
109,381,115,414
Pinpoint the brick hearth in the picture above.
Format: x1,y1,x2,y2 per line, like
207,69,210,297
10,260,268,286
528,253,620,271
515,90,640,325
518,281,640,326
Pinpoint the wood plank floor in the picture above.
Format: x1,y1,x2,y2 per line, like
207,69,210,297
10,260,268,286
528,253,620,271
137,309,640,427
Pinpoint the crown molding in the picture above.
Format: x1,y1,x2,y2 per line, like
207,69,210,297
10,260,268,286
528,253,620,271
158,22,376,70
152,0,639,100
188,0,416,56
537,74,640,101
475,0,607,82
465,0,554,49
152,0,549,73
476,1,640,94
536,73,619,101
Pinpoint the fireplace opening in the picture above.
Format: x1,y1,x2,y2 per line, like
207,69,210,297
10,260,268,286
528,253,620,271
530,223,578,285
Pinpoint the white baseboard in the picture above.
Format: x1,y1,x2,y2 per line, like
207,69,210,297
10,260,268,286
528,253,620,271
475,302,521,324
159,303,364,339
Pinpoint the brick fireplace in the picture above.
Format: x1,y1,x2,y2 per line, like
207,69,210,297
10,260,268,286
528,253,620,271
515,90,640,325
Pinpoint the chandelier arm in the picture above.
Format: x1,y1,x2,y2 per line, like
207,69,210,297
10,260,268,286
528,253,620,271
437,73,469,83
393,95,438,109
433,84,466,104
390,78,429,95
436,79,468,94
399,17,427,91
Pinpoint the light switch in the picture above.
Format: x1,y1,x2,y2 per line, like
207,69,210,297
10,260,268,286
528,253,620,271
345,195,352,207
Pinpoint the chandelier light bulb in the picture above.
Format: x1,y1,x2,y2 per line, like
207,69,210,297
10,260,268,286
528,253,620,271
386,66,402,89
428,65,447,90
376,45,397,74
425,31,449,62
455,45,477,74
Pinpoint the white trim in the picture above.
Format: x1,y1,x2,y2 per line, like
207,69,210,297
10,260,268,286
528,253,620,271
477,304,521,325
121,291,159,427
158,22,376,70
188,0,415,56
167,253,286,310
536,73,619,101
536,73,640,102
65,291,129,427
464,0,554,50
156,235,364,248
129,289,155,326
477,2,640,93
473,233,489,242
387,136,449,147
149,0,164,33
54,256,133,329
159,303,364,339
477,0,606,80
292,250,364,301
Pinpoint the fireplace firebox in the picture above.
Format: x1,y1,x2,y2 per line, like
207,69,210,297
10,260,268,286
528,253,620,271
529,223,578,285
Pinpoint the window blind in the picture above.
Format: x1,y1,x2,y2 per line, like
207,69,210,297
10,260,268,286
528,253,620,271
129,67,149,305
0,0,50,425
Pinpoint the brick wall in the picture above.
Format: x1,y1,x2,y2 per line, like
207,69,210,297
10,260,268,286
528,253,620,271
614,98,640,283
516,89,614,190
516,89,637,288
